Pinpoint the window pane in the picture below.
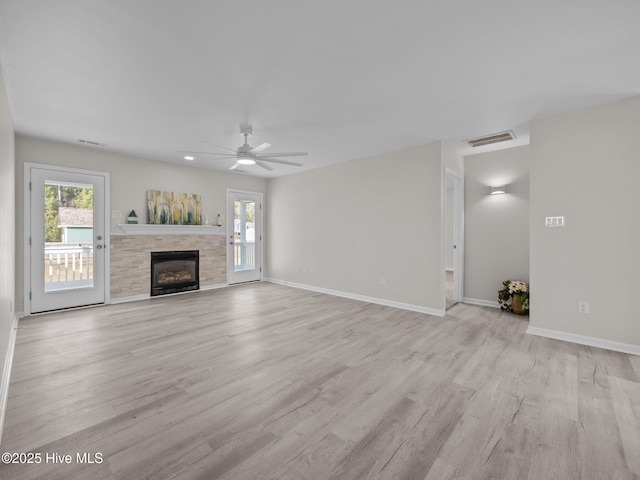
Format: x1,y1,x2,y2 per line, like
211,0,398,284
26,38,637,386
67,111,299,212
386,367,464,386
43,181,95,291
234,200,255,272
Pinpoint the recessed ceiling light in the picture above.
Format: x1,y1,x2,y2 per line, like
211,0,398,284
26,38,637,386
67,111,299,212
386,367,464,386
184,156,195,161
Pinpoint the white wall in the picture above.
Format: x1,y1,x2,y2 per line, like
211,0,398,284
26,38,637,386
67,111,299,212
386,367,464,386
15,136,267,312
267,141,444,312
0,66,16,441
442,141,464,174
530,96,640,347
464,145,529,304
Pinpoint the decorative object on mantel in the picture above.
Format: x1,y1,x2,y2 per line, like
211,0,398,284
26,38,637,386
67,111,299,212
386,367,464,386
147,190,202,225
127,210,138,224
498,280,529,315
216,213,222,226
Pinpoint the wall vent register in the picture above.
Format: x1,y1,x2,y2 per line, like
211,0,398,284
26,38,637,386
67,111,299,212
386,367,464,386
467,130,515,148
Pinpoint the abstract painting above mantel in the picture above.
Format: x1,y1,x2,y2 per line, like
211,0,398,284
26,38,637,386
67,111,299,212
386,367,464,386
147,190,202,225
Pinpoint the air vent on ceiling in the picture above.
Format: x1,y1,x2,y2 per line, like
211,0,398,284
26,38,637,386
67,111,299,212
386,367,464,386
467,130,515,148
78,139,106,147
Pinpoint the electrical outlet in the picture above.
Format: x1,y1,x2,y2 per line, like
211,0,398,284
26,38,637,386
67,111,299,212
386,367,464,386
380,276,386,286
578,301,590,314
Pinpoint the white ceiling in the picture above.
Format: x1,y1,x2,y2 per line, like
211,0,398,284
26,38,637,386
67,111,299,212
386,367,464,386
1,0,639,178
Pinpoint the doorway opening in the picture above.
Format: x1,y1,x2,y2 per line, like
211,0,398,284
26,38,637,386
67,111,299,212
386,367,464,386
445,169,464,310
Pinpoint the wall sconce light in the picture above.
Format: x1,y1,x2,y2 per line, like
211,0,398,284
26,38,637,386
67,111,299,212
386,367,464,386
490,185,507,195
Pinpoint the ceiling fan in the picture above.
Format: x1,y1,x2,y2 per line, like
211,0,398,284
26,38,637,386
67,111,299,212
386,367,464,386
179,125,307,171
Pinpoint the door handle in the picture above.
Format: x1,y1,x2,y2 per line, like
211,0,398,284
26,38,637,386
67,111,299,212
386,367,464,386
97,235,103,240
96,245,103,249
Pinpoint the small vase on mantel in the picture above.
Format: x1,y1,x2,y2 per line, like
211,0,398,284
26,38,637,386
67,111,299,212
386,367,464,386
512,293,528,315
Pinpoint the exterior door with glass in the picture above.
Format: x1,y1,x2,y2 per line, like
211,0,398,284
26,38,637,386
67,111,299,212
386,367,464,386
26,164,108,314
227,190,262,284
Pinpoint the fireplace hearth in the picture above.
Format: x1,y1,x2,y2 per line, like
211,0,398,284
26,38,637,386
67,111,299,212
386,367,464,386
151,250,199,296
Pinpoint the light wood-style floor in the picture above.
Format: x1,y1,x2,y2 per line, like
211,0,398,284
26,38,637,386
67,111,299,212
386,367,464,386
1,282,639,480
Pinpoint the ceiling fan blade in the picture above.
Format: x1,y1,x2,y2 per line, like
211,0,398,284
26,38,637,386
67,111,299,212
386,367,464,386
176,150,234,156
229,163,241,170
203,141,237,153
250,142,272,153
255,160,274,171
257,157,303,167
256,152,307,157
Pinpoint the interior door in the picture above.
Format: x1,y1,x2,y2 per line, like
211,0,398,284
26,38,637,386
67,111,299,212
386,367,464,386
227,190,262,284
27,165,108,313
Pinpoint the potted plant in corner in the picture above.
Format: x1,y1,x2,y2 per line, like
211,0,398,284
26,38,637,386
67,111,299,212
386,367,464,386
498,280,529,315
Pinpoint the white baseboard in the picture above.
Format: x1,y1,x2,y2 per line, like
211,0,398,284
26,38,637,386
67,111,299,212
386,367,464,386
265,277,445,317
110,293,150,304
110,283,228,305
527,326,640,356
463,297,500,309
201,283,228,292
0,313,19,445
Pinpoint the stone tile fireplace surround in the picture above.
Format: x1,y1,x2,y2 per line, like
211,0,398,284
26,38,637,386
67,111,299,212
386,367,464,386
110,229,226,301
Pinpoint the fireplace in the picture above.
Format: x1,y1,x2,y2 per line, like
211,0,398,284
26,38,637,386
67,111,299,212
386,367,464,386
150,250,199,296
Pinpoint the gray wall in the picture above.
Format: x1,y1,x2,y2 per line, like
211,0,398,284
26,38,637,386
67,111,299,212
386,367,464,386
530,96,640,346
0,66,16,439
464,145,530,304
267,141,445,312
15,136,268,312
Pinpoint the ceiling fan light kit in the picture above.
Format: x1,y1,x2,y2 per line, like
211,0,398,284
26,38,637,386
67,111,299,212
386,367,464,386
178,125,307,172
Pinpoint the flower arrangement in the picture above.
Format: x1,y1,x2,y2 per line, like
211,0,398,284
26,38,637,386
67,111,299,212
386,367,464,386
498,280,529,314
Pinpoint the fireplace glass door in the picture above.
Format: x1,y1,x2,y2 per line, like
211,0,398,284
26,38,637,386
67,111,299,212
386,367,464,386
151,250,199,296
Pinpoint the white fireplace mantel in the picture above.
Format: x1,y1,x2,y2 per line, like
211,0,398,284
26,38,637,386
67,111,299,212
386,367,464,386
114,224,225,235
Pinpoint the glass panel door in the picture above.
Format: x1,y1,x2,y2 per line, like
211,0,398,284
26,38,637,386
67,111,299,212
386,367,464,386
29,165,106,313
228,191,262,284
